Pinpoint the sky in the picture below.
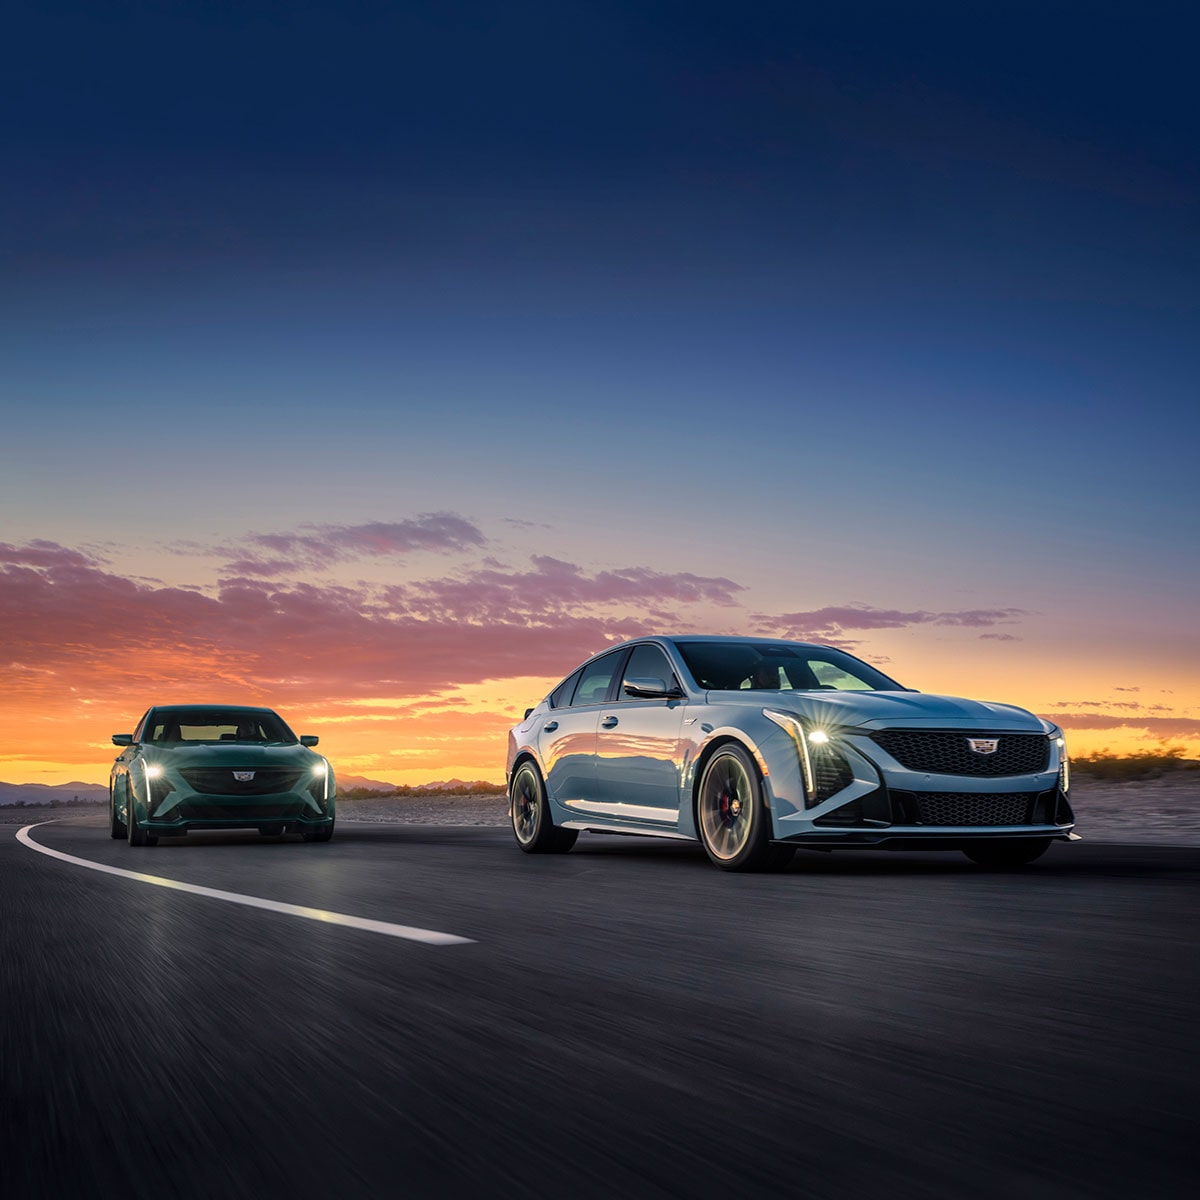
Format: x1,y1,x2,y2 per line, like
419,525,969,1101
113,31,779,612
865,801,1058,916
2,0,1198,784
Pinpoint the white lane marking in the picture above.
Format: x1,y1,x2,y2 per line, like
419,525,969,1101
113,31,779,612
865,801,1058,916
15,822,474,947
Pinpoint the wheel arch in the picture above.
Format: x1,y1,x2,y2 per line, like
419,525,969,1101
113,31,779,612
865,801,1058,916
508,750,544,787
688,732,771,836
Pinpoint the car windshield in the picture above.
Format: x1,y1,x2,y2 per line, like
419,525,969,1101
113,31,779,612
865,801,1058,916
675,642,904,692
143,708,296,744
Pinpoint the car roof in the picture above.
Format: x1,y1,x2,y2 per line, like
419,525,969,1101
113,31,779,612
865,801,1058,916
147,703,280,712
609,635,828,651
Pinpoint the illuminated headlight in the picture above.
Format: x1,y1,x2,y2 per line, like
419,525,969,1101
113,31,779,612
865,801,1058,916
1046,724,1069,793
144,764,163,779
309,757,331,804
807,730,830,745
764,709,816,804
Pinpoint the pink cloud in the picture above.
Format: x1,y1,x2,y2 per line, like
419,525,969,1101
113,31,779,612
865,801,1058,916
759,604,1026,642
0,543,680,715
0,540,99,570
206,513,487,576
1042,713,1200,736
403,557,745,623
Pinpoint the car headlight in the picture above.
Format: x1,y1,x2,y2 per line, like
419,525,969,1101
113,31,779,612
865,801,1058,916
144,764,163,779
311,757,331,803
1045,724,1069,793
763,709,818,804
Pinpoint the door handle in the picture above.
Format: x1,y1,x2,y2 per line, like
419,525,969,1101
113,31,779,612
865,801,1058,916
601,716,618,728
543,721,558,732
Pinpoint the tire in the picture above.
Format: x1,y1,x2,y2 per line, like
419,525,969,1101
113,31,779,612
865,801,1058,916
509,762,577,854
696,743,776,872
302,819,335,843
763,844,796,872
963,838,1052,868
126,783,158,847
109,786,127,839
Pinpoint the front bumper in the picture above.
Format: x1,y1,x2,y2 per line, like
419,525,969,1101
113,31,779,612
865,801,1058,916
761,724,1076,848
142,787,334,833
772,782,1075,849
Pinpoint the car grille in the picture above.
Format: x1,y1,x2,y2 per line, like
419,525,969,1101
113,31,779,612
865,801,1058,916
869,730,1049,776
175,801,308,821
910,791,1033,826
179,768,305,796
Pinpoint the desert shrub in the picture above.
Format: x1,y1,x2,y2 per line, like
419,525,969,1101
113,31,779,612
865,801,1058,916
1071,746,1199,782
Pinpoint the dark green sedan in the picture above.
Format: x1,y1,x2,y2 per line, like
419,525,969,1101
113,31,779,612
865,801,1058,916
109,704,336,846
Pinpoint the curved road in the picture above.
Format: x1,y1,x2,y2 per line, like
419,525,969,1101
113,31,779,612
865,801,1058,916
3,816,1198,1199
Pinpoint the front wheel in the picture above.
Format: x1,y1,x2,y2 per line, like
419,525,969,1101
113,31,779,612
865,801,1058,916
109,786,127,839
126,785,157,848
302,819,335,843
696,743,776,872
963,838,1052,868
509,763,577,854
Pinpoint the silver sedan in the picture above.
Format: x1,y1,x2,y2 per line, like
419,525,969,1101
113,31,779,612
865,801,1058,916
505,636,1075,871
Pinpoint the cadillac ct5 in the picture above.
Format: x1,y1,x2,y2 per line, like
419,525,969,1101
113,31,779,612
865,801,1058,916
110,704,336,845
506,637,1075,871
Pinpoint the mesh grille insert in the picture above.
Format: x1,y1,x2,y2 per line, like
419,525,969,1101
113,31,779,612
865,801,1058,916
870,730,1049,776
911,791,1033,826
175,801,308,821
179,767,305,796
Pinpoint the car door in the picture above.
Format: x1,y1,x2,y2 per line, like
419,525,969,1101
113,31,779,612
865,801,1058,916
540,652,625,812
591,643,687,824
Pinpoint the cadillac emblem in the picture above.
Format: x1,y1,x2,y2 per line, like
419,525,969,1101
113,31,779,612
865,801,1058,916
233,771,256,781
966,738,999,755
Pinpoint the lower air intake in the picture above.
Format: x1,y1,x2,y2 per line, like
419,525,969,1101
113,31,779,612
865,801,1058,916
912,792,1033,826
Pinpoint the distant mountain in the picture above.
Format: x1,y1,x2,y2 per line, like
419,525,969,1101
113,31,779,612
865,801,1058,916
424,778,497,791
335,773,404,792
0,781,107,807
337,775,503,794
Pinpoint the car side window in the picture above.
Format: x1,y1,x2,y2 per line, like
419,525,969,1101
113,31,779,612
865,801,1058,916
132,710,152,742
569,653,622,706
619,644,678,698
550,670,582,709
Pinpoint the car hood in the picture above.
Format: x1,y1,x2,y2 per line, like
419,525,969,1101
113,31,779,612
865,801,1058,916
143,743,318,768
709,689,1047,732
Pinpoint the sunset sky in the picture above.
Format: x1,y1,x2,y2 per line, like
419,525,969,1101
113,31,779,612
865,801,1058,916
3,1,1198,785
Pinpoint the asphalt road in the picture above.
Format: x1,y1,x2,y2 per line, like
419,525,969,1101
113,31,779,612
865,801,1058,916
3,817,1198,1200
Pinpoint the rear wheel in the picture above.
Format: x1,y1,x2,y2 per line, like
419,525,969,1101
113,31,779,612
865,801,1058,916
696,743,776,872
963,838,1052,868
510,762,577,854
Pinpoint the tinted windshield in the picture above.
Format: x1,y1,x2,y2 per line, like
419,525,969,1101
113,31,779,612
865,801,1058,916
675,642,904,692
144,708,296,743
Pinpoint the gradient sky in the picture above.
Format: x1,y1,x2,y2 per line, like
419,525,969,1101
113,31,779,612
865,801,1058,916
3,1,1198,784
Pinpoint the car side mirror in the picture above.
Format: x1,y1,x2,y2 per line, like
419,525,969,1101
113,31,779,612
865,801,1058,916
622,677,684,700
112,734,133,746
300,735,319,747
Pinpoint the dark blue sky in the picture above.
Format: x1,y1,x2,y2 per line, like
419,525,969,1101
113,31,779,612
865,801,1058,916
3,1,1197,579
